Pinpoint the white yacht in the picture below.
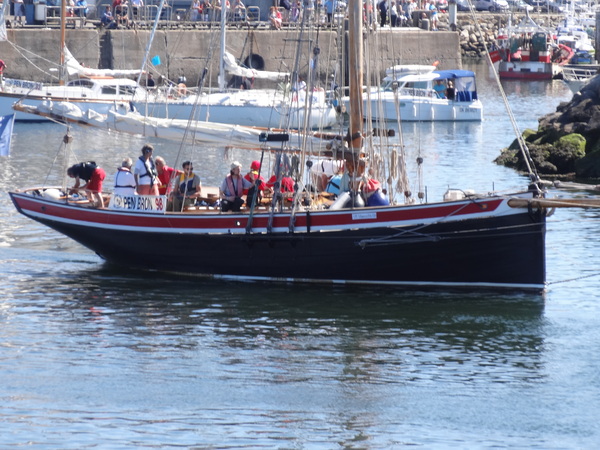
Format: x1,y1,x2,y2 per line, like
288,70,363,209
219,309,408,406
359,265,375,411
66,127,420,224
344,66,483,122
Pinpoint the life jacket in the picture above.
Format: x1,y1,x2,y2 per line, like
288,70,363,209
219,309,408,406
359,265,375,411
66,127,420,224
178,173,199,196
326,174,342,195
226,174,244,197
72,161,97,181
138,156,157,185
114,167,136,189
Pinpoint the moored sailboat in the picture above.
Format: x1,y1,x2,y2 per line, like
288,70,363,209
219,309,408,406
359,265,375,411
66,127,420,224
8,0,551,291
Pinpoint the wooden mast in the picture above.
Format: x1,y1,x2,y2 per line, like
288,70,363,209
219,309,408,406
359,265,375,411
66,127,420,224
347,0,363,153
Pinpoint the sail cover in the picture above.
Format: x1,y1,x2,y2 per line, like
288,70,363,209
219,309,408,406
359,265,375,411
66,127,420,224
223,52,288,81
13,101,336,153
64,46,143,78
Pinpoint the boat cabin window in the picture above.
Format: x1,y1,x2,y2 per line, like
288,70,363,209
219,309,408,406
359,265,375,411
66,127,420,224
101,85,137,96
382,80,430,92
67,79,95,88
102,86,118,95
119,85,137,96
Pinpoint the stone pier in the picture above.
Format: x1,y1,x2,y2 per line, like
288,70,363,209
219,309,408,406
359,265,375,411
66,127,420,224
0,28,460,86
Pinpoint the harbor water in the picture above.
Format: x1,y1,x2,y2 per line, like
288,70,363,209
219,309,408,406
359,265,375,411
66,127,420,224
1,62,600,448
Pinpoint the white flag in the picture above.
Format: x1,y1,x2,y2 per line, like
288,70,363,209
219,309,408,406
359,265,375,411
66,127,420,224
0,114,15,157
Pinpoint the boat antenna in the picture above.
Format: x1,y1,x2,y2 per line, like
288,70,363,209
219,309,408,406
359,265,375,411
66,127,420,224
466,1,541,189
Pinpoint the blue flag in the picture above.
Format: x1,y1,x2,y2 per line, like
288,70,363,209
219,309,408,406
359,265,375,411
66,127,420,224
151,55,161,66
0,114,14,157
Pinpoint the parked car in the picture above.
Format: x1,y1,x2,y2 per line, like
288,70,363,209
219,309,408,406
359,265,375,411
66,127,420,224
473,0,509,11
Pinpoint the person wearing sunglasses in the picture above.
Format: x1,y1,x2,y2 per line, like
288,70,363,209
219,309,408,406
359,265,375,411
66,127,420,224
172,161,202,211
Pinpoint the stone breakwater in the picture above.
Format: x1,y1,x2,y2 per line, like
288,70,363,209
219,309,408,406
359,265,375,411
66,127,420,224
442,13,566,58
495,74,600,179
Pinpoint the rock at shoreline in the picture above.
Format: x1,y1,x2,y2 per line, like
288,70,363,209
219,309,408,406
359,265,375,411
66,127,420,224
496,75,600,179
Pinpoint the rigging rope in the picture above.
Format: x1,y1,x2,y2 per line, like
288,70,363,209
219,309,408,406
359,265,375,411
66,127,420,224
465,0,541,189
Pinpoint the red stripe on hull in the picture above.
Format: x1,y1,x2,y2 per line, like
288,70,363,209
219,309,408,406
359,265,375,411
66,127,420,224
499,71,553,81
12,194,505,232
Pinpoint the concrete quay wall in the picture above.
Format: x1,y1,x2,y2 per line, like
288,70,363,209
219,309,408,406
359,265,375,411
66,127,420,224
0,28,460,86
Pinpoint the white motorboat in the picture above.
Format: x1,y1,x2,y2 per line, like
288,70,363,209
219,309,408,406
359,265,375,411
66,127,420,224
343,67,483,122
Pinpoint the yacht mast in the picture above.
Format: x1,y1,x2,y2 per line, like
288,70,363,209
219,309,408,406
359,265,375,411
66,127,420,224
59,0,66,85
347,0,363,153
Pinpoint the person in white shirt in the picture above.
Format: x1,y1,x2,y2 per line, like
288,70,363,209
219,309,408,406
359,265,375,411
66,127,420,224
113,158,137,197
133,144,159,196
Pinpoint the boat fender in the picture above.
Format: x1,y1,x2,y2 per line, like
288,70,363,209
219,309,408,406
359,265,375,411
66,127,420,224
350,191,366,208
366,189,389,206
329,191,351,210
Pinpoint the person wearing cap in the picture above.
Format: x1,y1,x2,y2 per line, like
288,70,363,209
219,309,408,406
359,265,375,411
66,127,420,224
133,144,159,196
113,157,137,197
220,161,253,212
243,160,269,204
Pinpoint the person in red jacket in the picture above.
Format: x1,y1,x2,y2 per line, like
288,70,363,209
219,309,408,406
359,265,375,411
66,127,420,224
154,156,181,195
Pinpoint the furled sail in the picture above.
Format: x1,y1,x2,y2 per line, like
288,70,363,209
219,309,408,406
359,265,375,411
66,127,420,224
223,52,288,81
64,46,143,78
13,101,341,154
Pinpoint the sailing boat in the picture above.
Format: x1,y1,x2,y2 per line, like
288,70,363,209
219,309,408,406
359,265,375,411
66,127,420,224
126,6,339,130
0,0,151,121
123,49,339,129
9,0,551,290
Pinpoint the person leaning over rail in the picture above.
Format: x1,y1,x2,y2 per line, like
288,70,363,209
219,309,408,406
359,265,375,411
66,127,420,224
220,161,252,212
67,161,106,208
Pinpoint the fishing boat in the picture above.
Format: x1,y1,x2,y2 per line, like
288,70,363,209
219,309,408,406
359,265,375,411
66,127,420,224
9,0,553,291
561,64,599,93
555,14,595,66
346,65,483,122
490,13,573,80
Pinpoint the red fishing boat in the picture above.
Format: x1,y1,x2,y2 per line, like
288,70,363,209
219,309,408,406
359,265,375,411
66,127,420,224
491,14,573,80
